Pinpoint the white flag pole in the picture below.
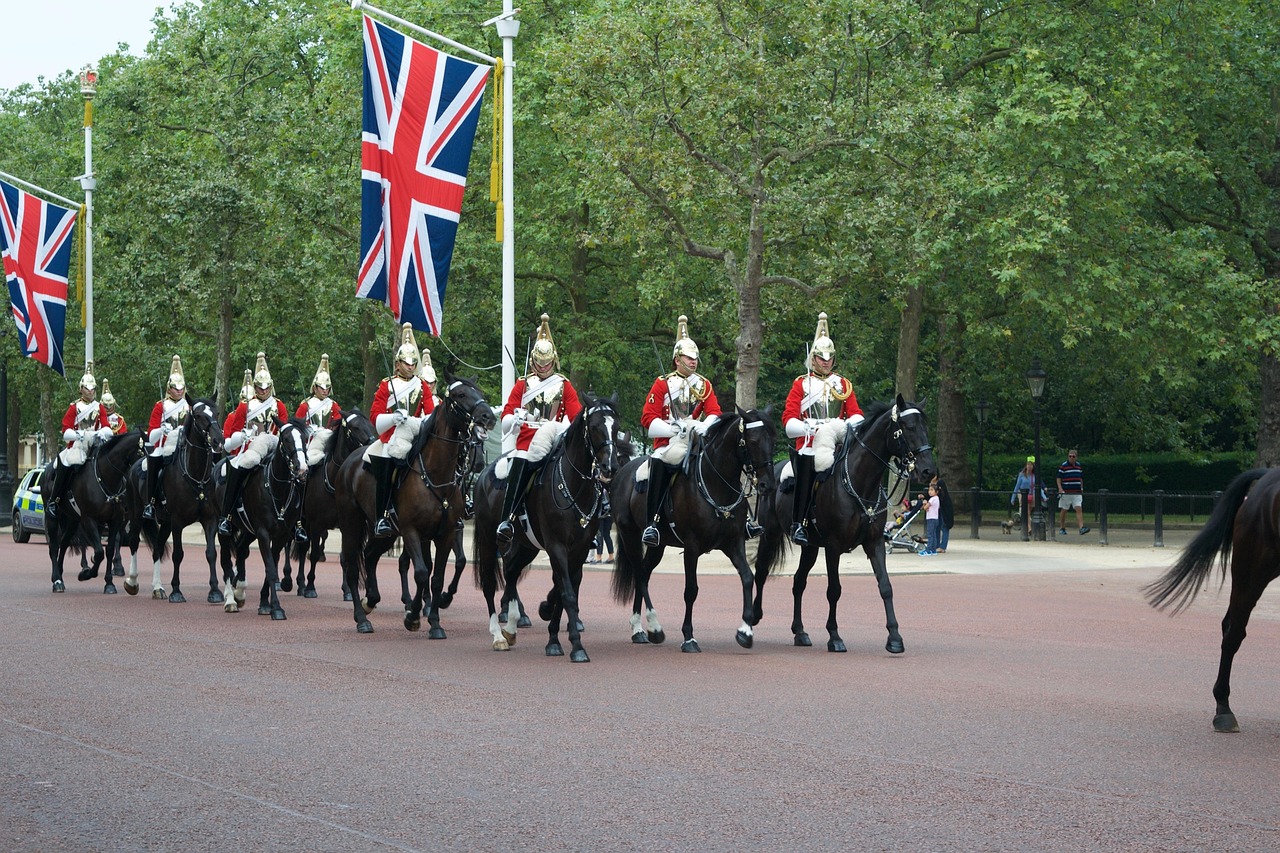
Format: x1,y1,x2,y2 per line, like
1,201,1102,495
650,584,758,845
78,67,98,364
0,170,80,208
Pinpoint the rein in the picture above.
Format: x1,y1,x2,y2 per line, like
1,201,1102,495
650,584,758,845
691,415,758,519
839,405,932,521
176,412,218,500
90,436,143,504
549,403,616,528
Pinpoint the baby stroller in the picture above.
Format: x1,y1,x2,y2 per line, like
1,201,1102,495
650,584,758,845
884,502,926,554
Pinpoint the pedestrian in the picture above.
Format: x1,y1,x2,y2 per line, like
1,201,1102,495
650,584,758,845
933,475,954,553
920,483,941,556
1056,448,1090,536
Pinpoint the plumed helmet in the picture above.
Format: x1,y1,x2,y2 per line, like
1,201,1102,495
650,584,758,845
239,369,253,403
100,379,116,410
418,347,437,385
252,352,273,390
167,354,186,391
394,322,420,367
79,360,97,392
311,353,332,391
530,313,558,371
672,314,699,361
807,312,835,370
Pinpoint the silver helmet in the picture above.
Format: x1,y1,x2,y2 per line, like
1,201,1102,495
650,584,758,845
672,314,699,362
394,322,420,368
530,313,558,372
311,353,332,392
167,354,186,392
807,312,835,371
252,352,273,391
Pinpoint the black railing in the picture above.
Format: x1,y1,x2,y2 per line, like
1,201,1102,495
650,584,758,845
966,486,1221,547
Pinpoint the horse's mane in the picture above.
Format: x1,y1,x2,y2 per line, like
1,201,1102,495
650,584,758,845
99,429,143,455
405,375,481,460
860,400,892,425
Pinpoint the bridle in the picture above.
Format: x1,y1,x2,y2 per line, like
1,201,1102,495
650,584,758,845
550,402,619,527
692,413,766,519
176,403,220,500
90,433,145,505
841,404,932,520
263,422,308,522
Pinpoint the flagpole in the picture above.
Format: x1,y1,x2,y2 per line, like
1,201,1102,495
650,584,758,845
352,2,495,65
490,5,519,400
78,67,98,364
0,170,79,208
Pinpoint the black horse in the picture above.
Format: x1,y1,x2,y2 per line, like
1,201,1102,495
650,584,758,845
216,418,309,620
611,407,775,652
753,396,936,653
473,395,623,662
334,376,496,635
126,399,225,603
284,410,377,600
45,431,147,594
1145,467,1280,733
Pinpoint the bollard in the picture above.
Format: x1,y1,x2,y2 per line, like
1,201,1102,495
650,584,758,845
1097,489,1108,546
1153,489,1164,548
1020,488,1031,541
970,486,981,539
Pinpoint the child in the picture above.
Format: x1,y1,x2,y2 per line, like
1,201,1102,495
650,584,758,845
920,484,941,556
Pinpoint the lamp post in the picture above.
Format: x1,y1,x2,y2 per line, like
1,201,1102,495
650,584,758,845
1025,360,1047,541
79,66,98,363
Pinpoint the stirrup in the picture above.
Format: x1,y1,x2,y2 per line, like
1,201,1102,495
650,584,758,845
745,519,763,540
496,518,514,543
294,523,308,543
641,524,661,547
218,516,233,535
463,496,475,520
789,522,809,546
373,515,395,538
142,501,155,520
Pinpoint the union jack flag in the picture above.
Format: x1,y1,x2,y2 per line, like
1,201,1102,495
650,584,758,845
0,178,75,376
358,14,491,336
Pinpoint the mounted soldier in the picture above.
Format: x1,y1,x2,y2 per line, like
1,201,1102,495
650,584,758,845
47,361,112,518
419,346,440,409
219,352,290,536
639,314,723,547
496,313,583,552
142,355,196,520
101,380,128,434
365,323,434,538
295,353,344,467
782,312,864,545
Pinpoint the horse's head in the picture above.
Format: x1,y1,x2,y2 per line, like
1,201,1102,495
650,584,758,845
580,395,622,486
340,409,378,449
736,405,777,492
440,375,497,436
890,394,935,484
277,418,310,483
185,399,225,455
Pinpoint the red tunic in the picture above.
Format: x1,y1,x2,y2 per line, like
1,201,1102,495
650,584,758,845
106,412,128,434
782,373,862,451
501,375,583,452
295,398,344,429
60,400,108,448
641,372,722,449
370,376,433,444
223,398,289,458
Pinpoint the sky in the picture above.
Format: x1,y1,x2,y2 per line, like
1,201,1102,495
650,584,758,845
0,1,168,91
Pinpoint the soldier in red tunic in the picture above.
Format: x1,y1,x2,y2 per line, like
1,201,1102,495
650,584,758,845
295,353,343,466
782,312,864,545
365,324,435,538
142,356,195,520
495,314,583,551
638,314,723,547
219,353,290,536
47,361,112,517
101,380,128,434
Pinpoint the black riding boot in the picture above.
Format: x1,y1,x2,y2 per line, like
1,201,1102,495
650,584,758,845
142,455,163,519
370,456,396,538
790,455,817,545
641,462,672,547
496,458,533,551
46,461,77,518
218,465,247,535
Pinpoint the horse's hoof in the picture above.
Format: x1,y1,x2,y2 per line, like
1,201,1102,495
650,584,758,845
569,649,590,663
103,583,117,595
519,615,533,629
361,596,375,614
1213,713,1240,733
735,629,753,649
647,629,666,645
280,576,293,593
492,638,509,651
428,627,447,640
124,579,139,596
233,589,246,606
680,639,701,653
169,591,186,604
207,590,224,604
303,588,318,599
794,633,812,647
52,580,66,593
404,612,421,632
827,639,847,653
152,588,166,600
501,629,517,646
357,621,374,634
538,600,554,621
546,642,564,657
224,602,238,613
258,605,272,616
271,609,287,621
886,637,905,654
78,567,98,582
631,631,650,644
438,592,454,609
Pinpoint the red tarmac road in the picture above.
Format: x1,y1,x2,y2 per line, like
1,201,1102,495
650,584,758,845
1,533,1277,852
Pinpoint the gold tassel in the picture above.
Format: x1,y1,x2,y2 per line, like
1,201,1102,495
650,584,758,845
490,58,503,242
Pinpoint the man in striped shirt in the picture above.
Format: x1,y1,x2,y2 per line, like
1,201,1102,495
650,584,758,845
1056,449,1090,536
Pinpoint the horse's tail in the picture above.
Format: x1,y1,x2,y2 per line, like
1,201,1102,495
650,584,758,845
471,473,503,595
1145,467,1267,613
754,476,789,576
610,479,640,605
137,516,172,561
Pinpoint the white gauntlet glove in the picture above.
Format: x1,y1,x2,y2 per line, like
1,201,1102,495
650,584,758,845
95,427,113,443
224,430,246,453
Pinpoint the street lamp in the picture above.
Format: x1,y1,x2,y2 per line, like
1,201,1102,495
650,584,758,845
1025,359,1047,541
976,398,989,489
79,66,98,363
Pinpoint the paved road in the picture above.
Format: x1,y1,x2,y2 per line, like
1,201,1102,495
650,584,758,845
2,529,1277,852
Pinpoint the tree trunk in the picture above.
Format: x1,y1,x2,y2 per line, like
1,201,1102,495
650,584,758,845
734,197,766,409
216,287,234,415
936,314,969,489
896,283,925,399
360,302,379,406
1257,351,1280,467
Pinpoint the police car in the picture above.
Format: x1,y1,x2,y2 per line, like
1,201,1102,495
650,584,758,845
12,467,45,543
